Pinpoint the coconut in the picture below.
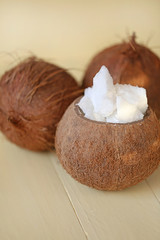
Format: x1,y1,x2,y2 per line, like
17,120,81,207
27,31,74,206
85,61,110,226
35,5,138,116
55,97,160,191
82,34,160,118
0,57,82,151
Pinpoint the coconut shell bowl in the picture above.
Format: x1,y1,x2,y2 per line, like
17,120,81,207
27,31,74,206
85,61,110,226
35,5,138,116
55,97,160,191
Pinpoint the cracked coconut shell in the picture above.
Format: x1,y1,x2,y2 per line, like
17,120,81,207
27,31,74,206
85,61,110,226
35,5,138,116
55,97,160,191
82,35,160,118
0,57,81,151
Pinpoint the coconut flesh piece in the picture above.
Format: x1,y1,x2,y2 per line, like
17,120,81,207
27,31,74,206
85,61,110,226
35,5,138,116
78,66,148,123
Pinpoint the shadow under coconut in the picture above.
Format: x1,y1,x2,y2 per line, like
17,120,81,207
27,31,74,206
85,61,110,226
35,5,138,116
53,155,156,197
145,166,160,195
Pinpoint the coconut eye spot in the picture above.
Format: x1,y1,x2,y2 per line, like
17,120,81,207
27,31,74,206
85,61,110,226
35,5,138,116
78,66,148,124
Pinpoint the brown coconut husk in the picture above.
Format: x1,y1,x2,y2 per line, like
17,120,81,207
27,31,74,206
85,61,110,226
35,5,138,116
0,57,82,151
82,34,160,118
55,97,160,191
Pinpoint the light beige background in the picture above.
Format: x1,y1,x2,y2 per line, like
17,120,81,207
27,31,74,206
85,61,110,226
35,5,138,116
0,0,160,81
0,1,160,240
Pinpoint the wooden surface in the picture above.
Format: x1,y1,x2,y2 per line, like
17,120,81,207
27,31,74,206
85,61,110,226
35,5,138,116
0,0,160,239
0,133,160,240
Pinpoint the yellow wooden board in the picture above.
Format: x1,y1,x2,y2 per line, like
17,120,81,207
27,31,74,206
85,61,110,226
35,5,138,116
0,0,160,239
0,134,86,240
52,155,160,240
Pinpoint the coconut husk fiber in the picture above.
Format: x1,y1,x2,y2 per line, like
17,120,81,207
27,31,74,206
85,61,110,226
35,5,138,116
0,57,82,151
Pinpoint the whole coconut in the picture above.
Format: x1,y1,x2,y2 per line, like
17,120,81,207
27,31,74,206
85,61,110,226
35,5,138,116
82,34,160,118
55,97,160,191
0,57,81,151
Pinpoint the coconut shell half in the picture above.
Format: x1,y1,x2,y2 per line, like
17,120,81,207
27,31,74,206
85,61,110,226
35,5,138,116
55,97,160,191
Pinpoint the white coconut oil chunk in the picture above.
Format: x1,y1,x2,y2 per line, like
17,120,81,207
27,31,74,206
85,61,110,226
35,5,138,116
78,66,148,123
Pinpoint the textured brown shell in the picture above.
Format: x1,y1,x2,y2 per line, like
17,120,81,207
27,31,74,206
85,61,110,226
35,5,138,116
82,36,160,118
0,57,81,151
55,97,160,191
